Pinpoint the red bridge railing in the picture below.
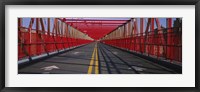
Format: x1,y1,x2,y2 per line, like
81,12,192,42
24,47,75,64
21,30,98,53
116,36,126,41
18,18,93,61
101,18,182,63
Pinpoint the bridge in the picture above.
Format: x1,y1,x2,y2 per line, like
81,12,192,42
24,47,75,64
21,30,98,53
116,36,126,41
18,18,182,74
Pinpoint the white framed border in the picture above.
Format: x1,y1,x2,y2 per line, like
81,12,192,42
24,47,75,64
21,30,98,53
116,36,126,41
5,5,195,87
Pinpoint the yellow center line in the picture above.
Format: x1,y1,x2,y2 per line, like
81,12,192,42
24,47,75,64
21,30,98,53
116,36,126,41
87,44,96,74
95,45,99,74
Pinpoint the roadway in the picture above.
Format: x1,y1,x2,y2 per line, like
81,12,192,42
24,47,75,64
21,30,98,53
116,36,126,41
18,42,177,74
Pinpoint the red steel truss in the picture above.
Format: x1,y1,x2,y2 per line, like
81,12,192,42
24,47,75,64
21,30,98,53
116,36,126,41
101,18,182,63
61,18,129,40
18,17,182,64
18,18,93,60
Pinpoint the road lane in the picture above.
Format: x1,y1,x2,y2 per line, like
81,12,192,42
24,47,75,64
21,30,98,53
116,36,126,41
19,42,178,74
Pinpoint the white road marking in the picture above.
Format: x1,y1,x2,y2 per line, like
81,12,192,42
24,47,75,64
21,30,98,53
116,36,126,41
73,52,80,55
129,66,146,71
41,65,60,71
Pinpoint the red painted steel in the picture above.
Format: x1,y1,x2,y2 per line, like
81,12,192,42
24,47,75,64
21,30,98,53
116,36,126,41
18,17,182,64
101,18,182,63
18,18,93,60
62,18,128,40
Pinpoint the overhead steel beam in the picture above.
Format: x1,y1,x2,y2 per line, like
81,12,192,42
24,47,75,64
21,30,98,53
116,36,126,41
64,19,130,21
66,22,126,24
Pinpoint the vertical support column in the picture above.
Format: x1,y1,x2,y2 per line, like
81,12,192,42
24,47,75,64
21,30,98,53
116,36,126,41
133,18,138,52
18,18,23,59
54,18,57,36
47,18,51,52
40,18,49,55
28,18,34,56
150,18,154,56
40,18,45,33
53,18,58,52
57,20,60,36
55,18,58,50
63,22,67,48
57,20,61,50
140,18,144,53
61,20,65,49
25,19,31,56
155,18,162,59
36,18,40,55
129,19,134,51
55,18,60,50
144,18,151,56
48,18,50,36
61,20,63,36
18,18,32,60
167,18,173,62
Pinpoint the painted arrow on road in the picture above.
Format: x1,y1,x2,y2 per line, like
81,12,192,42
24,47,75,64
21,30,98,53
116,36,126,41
40,65,60,71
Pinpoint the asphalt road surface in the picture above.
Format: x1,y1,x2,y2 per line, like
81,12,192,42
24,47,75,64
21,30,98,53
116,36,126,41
18,42,177,74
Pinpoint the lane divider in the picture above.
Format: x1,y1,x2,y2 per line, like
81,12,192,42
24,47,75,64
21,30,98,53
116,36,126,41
88,44,96,74
87,45,96,74
87,43,99,74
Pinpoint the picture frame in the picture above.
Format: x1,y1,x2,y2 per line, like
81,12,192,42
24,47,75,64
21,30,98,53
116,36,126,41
0,0,199,91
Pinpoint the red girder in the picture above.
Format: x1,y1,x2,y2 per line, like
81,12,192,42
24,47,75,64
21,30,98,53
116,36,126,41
18,17,182,64
67,24,124,40
66,21,127,24
56,18,130,40
101,18,182,63
63,18,130,21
